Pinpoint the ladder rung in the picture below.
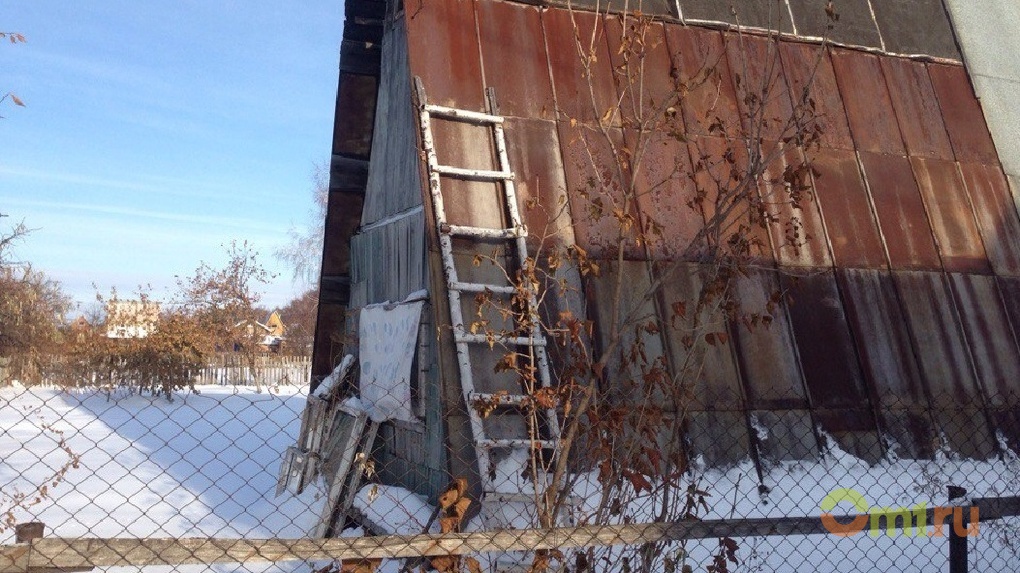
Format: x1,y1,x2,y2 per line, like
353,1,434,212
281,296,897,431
479,438,558,449
434,164,514,181
451,281,516,295
442,224,522,240
470,392,530,406
456,333,547,347
424,104,505,124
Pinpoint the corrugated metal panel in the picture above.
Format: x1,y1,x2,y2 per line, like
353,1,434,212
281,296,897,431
870,0,961,60
880,57,954,160
605,18,676,130
658,263,745,411
629,130,704,260
502,118,576,249
688,135,774,263
686,411,751,468
431,119,505,231
857,152,941,271
730,268,808,409
405,0,485,110
893,271,982,408
476,1,555,120
542,8,618,125
663,25,741,138
787,0,881,47
780,270,869,410
760,144,832,267
726,33,794,142
750,409,818,462
350,212,427,305
909,157,992,274
778,43,853,150
557,122,643,259
949,273,1020,407
999,277,1020,350
830,49,904,155
958,162,1020,277
809,148,886,268
927,63,999,165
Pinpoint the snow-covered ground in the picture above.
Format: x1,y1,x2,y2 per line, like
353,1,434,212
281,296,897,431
1,384,325,572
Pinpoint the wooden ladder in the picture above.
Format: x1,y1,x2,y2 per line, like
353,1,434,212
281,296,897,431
415,80,561,530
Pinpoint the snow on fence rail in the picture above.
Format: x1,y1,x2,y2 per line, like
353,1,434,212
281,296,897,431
191,355,311,387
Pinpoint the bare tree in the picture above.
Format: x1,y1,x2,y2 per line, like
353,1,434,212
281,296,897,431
276,162,329,286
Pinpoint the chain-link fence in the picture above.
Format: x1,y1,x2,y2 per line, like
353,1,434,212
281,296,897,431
4,371,1020,573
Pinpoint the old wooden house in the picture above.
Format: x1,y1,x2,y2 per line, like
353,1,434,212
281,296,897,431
295,0,1020,540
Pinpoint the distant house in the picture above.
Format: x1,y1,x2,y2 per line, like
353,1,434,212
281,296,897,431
105,300,160,339
233,311,286,353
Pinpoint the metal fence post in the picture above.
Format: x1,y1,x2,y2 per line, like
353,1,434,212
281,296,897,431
948,486,967,573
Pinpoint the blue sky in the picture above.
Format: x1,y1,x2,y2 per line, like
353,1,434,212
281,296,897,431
1,1,344,310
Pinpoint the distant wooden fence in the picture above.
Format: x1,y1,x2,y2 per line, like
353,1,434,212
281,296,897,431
192,354,311,387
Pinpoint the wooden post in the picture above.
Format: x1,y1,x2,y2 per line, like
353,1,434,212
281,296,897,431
14,524,44,544
1,523,44,573
948,486,967,573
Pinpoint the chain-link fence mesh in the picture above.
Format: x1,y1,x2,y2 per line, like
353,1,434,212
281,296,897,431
4,367,1020,573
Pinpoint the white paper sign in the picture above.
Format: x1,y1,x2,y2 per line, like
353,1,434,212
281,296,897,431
358,300,423,422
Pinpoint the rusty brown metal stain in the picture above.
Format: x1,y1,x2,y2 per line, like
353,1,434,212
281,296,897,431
626,129,705,260
405,0,486,110
557,121,643,260
949,273,1020,408
605,18,677,131
909,157,992,274
729,268,808,409
857,152,941,270
879,57,954,160
809,148,886,268
726,33,794,143
688,135,774,264
829,49,904,155
780,270,870,410
664,24,741,138
958,162,1020,277
476,1,556,120
502,118,575,250
778,43,854,150
543,8,618,125
760,143,831,267
927,63,999,165
431,119,506,231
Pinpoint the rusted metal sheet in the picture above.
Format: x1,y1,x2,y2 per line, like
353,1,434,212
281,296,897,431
809,148,886,268
557,122,643,260
857,152,941,270
730,268,808,410
787,0,881,47
909,157,992,274
605,18,677,131
543,8,618,125
658,263,745,411
688,135,774,263
664,25,741,138
476,1,555,120
778,43,853,150
927,63,999,165
726,33,794,143
503,118,576,250
958,162,1020,277
780,270,869,410
627,130,704,260
760,143,832,267
879,57,954,160
892,271,982,409
431,118,505,232
870,0,961,60
836,269,928,408
405,0,485,110
829,49,904,155
686,411,751,468
949,273,1020,407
